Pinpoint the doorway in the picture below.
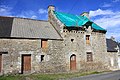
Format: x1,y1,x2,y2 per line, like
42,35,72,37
70,54,76,70
21,54,31,73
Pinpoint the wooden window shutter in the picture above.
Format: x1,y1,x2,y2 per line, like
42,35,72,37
86,35,90,44
41,39,48,48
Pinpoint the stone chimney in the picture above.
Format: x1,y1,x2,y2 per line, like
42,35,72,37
110,36,115,41
48,5,55,21
47,5,64,35
81,12,89,19
48,5,55,12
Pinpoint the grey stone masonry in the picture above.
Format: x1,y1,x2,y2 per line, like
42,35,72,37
62,29,109,72
0,39,67,74
48,5,110,72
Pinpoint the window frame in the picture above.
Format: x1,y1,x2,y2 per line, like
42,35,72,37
86,52,93,62
86,35,90,44
41,39,48,48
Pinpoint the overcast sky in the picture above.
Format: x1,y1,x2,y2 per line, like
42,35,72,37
0,0,120,41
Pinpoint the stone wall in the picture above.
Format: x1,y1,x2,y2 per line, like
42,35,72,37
0,39,39,74
62,29,109,72
63,30,85,71
0,38,66,74
107,52,119,70
0,31,111,74
90,32,109,70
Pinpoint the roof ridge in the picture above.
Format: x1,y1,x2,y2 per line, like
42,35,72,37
0,16,48,22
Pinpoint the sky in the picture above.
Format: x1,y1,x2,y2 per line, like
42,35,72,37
0,0,120,41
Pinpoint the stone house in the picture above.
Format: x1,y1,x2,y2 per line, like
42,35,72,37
0,5,118,74
106,37,120,70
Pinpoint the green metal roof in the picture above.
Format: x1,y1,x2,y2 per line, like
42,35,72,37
92,23,106,31
53,11,106,32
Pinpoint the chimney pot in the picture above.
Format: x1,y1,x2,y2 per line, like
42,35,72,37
48,5,55,12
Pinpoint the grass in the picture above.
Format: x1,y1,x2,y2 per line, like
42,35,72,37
0,71,104,80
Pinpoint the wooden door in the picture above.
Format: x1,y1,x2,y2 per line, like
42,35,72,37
0,54,2,72
22,55,31,73
70,54,76,70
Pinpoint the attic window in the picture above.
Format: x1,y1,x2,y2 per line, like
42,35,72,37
71,39,74,42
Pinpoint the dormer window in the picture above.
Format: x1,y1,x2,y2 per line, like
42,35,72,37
86,35,90,44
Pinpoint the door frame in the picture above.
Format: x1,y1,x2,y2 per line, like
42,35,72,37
70,54,76,71
21,54,31,74
19,51,33,74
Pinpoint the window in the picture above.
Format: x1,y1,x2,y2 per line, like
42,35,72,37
86,35,90,44
41,55,44,62
71,39,74,42
86,52,93,62
41,39,48,48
